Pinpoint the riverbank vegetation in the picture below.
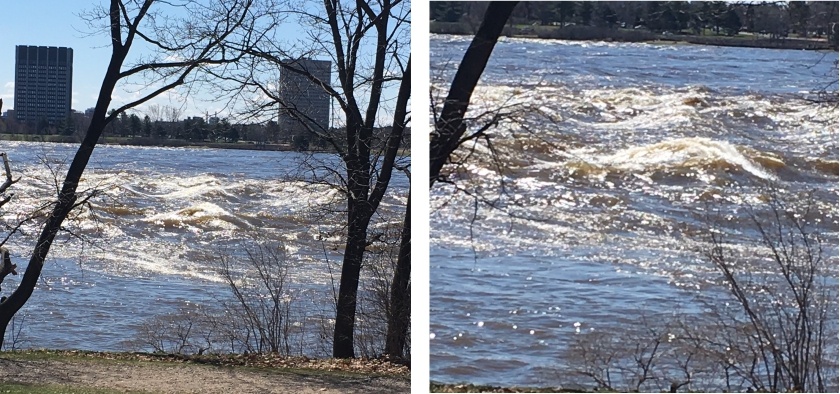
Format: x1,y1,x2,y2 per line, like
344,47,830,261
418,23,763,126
430,1,838,50
567,189,836,392
0,120,410,154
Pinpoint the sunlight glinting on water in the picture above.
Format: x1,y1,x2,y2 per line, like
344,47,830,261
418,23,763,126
431,34,838,388
1,142,408,351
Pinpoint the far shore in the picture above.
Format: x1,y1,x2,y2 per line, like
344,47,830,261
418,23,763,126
1,133,309,152
0,133,410,156
431,21,837,51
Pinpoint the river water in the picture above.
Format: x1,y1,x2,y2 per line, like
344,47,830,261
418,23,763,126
430,34,838,389
0,142,408,353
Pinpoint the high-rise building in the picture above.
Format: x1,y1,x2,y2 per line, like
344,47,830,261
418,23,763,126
14,45,73,123
278,59,331,135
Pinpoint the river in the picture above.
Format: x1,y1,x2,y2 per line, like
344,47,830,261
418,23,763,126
0,142,408,354
430,34,838,390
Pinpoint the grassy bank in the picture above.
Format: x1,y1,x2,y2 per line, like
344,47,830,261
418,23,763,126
0,382,144,394
0,350,409,394
1,349,409,376
431,21,837,51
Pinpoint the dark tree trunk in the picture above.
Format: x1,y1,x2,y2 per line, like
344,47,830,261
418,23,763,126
332,56,410,359
430,1,518,186
384,58,412,360
385,194,410,359
332,197,373,358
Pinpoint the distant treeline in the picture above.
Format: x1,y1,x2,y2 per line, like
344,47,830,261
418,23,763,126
431,1,838,42
0,112,408,152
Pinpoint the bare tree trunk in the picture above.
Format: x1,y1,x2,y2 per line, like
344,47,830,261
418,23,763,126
430,1,518,187
385,194,410,359
332,197,373,358
328,15,410,356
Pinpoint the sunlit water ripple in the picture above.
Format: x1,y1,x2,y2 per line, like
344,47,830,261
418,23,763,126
430,34,838,388
1,142,407,352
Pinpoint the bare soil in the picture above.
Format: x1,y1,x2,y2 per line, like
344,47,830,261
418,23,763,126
0,352,409,393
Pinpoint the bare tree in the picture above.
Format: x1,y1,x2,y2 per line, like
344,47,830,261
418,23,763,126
430,1,519,187
144,103,164,123
0,0,263,348
0,153,16,216
163,105,184,123
218,242,297,355
215,0,411,358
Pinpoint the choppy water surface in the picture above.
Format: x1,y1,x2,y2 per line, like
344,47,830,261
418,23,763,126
1,143,407,352
430,34,838,388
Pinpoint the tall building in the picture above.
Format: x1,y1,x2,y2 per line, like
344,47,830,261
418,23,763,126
278,59,331,135
14,45,73,123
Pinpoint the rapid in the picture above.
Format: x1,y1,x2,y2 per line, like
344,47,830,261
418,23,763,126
0,142,408,352
429,34,838,387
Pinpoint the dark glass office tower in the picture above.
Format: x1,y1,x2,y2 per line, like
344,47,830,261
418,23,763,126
14,45,73,123
278,58,332,135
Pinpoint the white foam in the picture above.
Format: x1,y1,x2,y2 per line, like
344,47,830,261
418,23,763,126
597,137,777,180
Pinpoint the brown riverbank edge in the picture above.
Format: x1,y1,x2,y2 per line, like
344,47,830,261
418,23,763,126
431,382,588,393
431,21,837,51
0,350,409,394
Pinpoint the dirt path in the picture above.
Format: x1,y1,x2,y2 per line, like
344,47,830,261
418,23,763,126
0,356,409,393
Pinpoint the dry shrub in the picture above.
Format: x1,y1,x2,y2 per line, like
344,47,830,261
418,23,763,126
569,186,838,392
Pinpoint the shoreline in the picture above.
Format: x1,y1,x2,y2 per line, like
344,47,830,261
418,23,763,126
1,133,306,152
431,382,585,393
0,350,409,393
1,134,411,156
431,21,837,51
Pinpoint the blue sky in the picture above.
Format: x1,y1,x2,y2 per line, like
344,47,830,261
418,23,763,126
0,1,115,115
0,1,408,125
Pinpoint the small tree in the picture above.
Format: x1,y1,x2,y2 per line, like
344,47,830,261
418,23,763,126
569,186,837,392
699,187,837,392
218,241,297,355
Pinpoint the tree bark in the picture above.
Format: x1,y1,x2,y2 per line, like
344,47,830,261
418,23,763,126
385,194,410,359
329,7,410,357
383,56,412,360
332,203,373,358
430,1,518,187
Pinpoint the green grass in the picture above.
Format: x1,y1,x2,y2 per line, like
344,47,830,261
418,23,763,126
1,350,156,365
0,382,148,394
1,349,409,379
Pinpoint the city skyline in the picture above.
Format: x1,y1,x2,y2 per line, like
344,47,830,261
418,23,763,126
0,1,403,127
